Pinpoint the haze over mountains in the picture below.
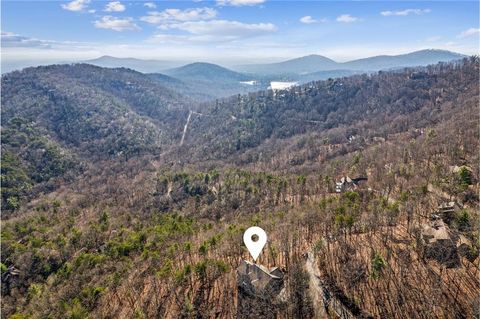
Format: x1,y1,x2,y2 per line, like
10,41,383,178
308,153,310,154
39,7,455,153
2,57,477,209
84,49,464,76
2,49,465,102
76,49,466,101
85,56,186,74
236,49,466,74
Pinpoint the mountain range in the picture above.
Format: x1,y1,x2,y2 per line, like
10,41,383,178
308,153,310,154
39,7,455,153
84,56,185,73
161,62,266,100
1,56,479,319
2,49,465,102
85,49,465,77
235,49,466,74
78,49,465,101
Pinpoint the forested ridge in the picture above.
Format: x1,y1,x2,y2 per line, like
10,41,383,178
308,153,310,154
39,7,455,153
1,64,192,212
183,58,478,164
1,58,479,318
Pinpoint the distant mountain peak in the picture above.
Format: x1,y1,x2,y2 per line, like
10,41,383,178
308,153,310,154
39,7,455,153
235,49,465,75
296,54,336,61
164,62,249,81
83,56,185,73
236,54,340,74
342,49,466,71
183,62,219,66
96,55,115,59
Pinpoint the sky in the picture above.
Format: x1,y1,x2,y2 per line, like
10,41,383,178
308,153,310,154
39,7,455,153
1,0,479,69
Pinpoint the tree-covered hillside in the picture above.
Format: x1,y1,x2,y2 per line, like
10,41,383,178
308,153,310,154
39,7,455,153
1,58,479,319
183,58,478,165
1,64,192,212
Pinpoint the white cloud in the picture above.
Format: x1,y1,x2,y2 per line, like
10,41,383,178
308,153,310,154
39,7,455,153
147,33,229,44
61,0,90,12
147,34,194,44
164,20,275,36
216,0,265,6
140,7,217,24
381,9,430,17
144,2,156,9
104,1,125,12
426,36,442,42
94,16,140,31
2,32,54,48
336,14,358,23
1,32,98,50
150,20,276,43
299,16,316,24
458,28,480,38
88,9,96,13
4,31,479,70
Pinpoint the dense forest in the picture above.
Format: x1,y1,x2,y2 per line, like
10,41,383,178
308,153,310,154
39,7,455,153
1,57,479,318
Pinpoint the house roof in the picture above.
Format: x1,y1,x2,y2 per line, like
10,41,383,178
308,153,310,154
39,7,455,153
421,219,451,243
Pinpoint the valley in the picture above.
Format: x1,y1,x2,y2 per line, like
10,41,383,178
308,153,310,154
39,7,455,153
79,49,466,102
1,56,479,319
3,0,480,316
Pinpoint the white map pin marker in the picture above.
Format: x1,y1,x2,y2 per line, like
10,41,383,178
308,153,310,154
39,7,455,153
243,226,267,262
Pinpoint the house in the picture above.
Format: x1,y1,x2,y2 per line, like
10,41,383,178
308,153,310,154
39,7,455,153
237,260,285,319
1,266,20,295
335,176,368,193
420,219,460,268
437,201,462,213
237,260,284,299
436,201,462,223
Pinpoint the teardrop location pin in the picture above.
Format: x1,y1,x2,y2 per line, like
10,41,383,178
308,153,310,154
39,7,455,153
243,226,267,262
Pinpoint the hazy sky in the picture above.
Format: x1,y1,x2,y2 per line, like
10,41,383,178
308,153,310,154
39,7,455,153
2,0,479,68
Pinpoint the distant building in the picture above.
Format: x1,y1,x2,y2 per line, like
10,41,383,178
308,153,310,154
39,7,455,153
420,219,460,268
436,201,462,223
422,203,478,265
335,176,368,193
1,266,20,295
